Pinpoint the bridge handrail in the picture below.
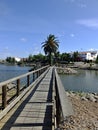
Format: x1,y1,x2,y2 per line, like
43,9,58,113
0,65,49,87
54,67,74,124
0,65,50,120
0,65,49,110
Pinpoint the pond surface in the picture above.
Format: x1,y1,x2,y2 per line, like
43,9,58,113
0,64,31,82
59,69,98,93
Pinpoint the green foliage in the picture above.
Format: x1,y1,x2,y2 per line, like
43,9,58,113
6,57,16,64
28,53,46,63
17,61,24,66
72,51,79,61
42,34,59,65
60,53,71,63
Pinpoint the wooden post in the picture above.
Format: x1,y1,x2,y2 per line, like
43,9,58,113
37,71,39,78
17,79,20,96
38,70,40,76
27,75,30,87
55,77,60,126
40,69,42,75
2,85,7,109
36,72,38,78
33,73,35,81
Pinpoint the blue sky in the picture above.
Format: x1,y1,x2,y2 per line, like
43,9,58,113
0,0,98,59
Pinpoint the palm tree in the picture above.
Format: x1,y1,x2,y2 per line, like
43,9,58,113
42,34,59,65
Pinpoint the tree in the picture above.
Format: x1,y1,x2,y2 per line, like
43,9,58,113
42,34,59,65
55,51,60,63
60,53,71,63
6,57,15,64
28,54,33,62
72,51,79,61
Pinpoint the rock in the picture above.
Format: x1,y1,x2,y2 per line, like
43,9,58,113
86,94,96,102
61,91,98,130
93,120,98,128
69,91,76,97
66,92,70,97
81,96,88,101
57,67,77,74
7,82,16,90
94,95,98,99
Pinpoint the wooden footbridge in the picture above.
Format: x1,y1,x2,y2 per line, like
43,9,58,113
0,66,73,130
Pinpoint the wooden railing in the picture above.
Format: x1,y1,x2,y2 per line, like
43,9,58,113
0,65,49,110
0,65,73,126
54,68,74,127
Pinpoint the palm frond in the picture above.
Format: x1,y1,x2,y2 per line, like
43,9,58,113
41,34,59,55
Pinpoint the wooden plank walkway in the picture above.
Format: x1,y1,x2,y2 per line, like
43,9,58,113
1,67,54,130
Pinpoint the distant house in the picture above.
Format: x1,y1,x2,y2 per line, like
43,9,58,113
21,58,28,62
79,51,98,61
15,57,21,62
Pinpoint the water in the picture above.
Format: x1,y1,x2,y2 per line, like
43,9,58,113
59,69,98,93
0,64,31,82
1,65,98,93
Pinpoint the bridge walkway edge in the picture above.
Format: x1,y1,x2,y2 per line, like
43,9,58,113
1,67,54,130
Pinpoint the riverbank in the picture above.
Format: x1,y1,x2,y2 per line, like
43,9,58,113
59,91,98,130
73,62,98,70
57,67,77,74
56,62,98,74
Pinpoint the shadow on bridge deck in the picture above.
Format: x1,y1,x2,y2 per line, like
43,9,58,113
1,68,54,130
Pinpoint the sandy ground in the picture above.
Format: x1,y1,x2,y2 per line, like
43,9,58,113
59,92,98,130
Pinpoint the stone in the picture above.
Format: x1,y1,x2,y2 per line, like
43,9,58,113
86,94,96,102
81,96,88,101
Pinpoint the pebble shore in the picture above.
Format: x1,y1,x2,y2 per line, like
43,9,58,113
57,67,77,74
58,91,98,130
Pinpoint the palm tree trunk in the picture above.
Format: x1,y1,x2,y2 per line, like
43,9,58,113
49,52,53,66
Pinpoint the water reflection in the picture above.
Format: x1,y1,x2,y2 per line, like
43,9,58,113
59,69,98,93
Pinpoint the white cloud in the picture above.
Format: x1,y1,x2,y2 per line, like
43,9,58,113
63,0,87,9
76,19,98,29
20,38,27,42
70,33,75,37
88,48,95,51
78,3,87,8
88,48,98,51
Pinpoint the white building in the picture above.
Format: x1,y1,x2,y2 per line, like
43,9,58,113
15,57,21,62
79,51,98,61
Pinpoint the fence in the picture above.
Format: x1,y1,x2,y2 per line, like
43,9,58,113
0,65,49,110
54,68,74,127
